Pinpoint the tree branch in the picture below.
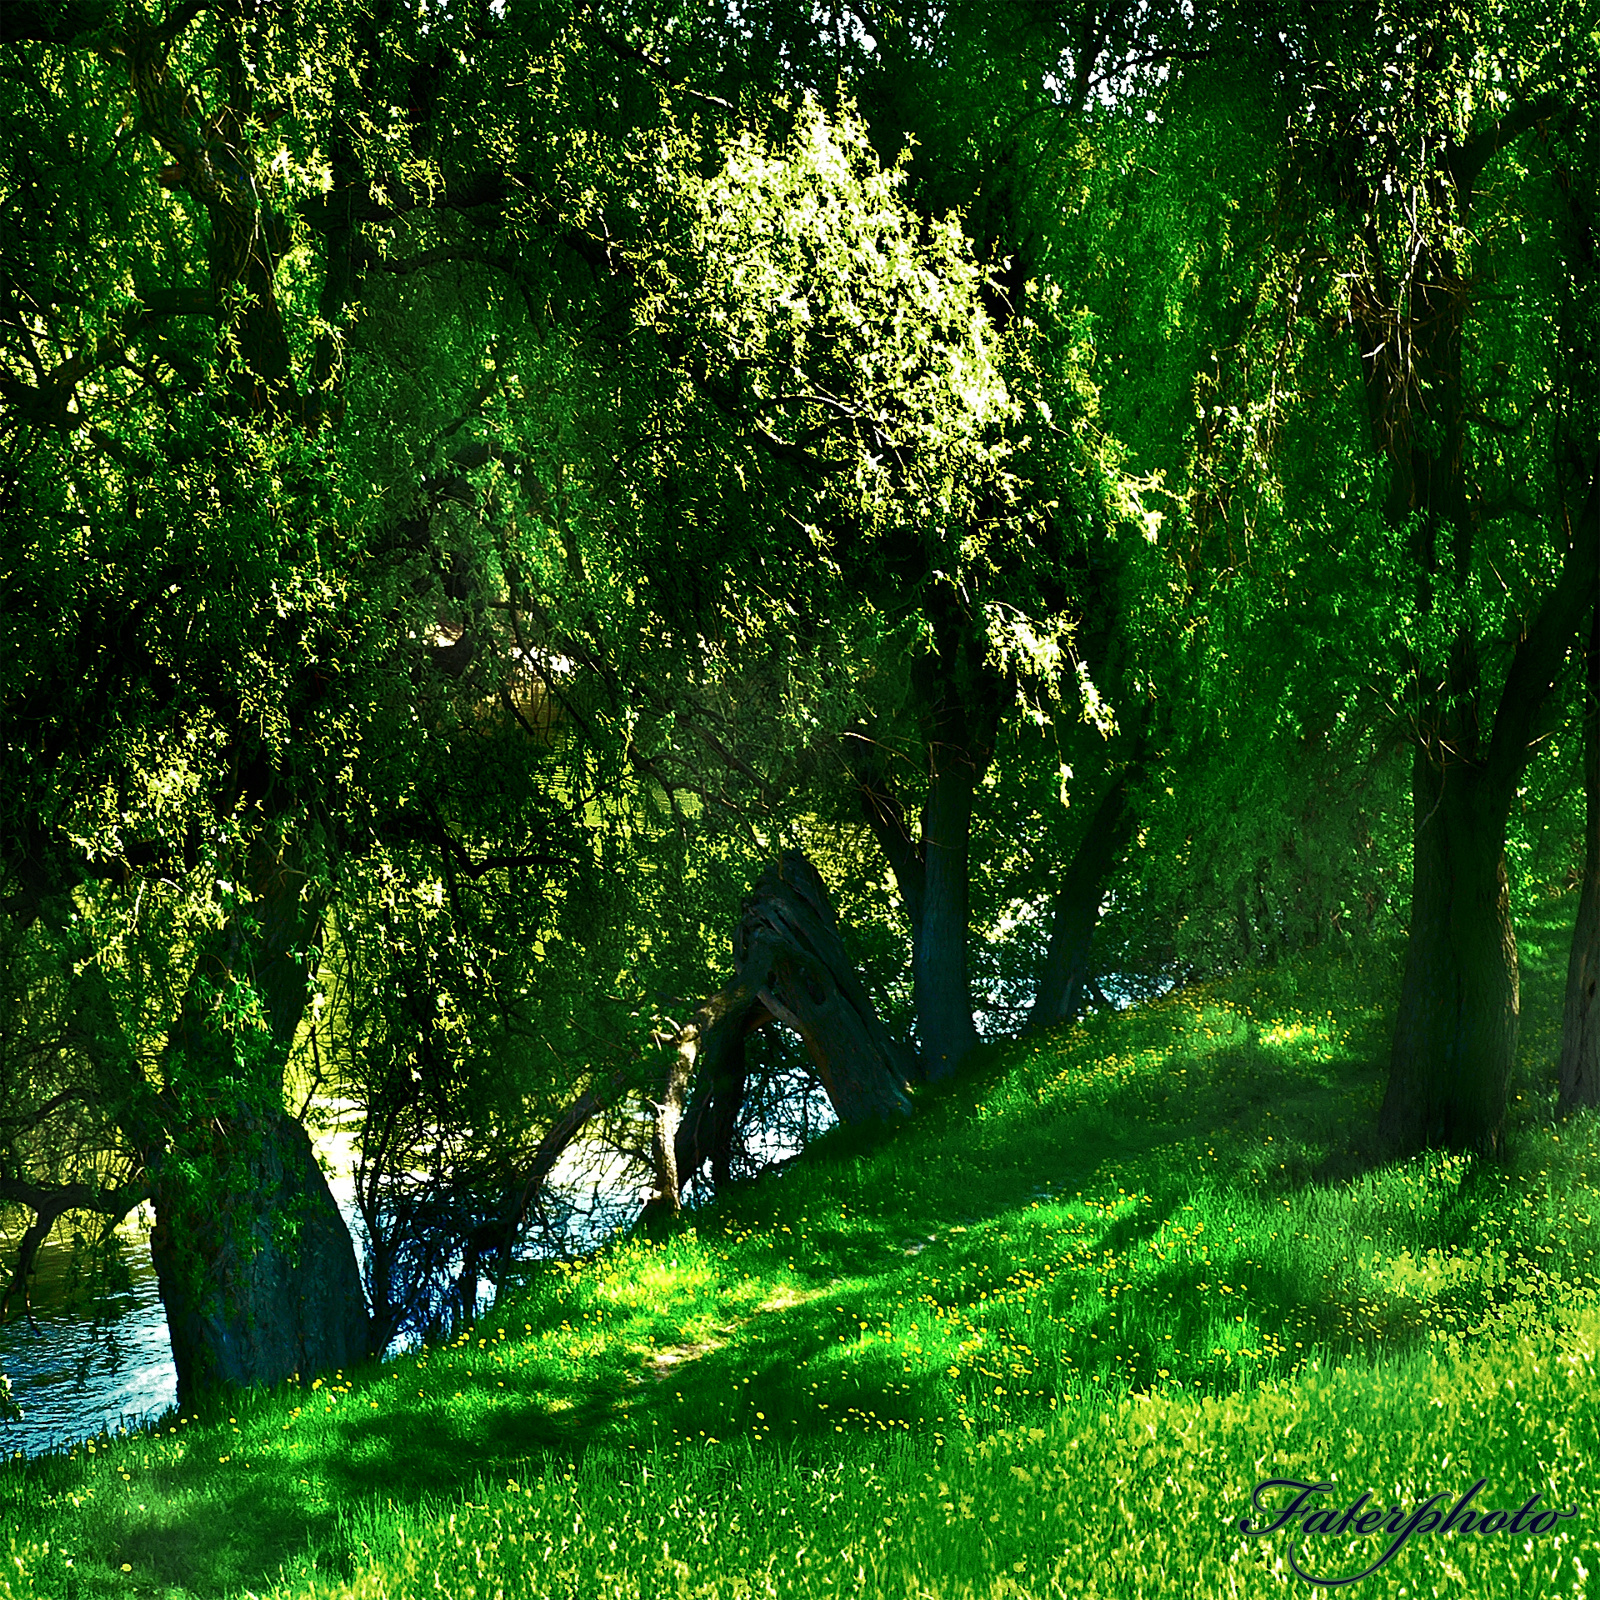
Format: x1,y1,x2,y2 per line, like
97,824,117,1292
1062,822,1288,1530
0,1177,149,1321
575,16,736,113
0,291,212,430
1485,453,1600,809
0,0,116,46
1450,91,1565,197
489,1065,632,1280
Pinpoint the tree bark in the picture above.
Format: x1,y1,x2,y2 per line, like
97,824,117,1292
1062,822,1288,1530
1559,602,1600,1111
639,852,913,1225
1376,475,1599,1154
1379,744,1520,1153
1339,97,1600,1154
739,852,916,1118
149,839,374,1403
639,985,759,1230
673,1006,754,1193
848,599,1008,1081
150,1106,370,1407
1026,765,1137,1035
915,735,982,1077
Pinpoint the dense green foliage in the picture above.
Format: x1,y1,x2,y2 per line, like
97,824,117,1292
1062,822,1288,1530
2,927,1596,1596
2,12,1597,1587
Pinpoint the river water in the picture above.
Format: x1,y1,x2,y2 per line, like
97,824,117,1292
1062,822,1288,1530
0,1108,369,1461
0,1222,176,1459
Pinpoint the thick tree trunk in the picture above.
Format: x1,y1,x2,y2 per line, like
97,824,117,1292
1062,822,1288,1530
740,852,916,1117
1376,460,1598,1153
1342,93,1599,1154
150,838,373,1402
150,1107,370,1407
1380,747,1520,1154
639,852,913,1225
1559,603,1600,1111
1027,768,1136,1035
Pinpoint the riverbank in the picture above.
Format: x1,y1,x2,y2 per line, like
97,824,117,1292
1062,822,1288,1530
3,922,1597,1598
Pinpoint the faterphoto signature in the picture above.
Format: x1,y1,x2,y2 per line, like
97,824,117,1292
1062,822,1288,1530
1240,1476,1581,1585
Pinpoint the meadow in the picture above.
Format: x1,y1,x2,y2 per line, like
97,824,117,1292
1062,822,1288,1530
3,915,1597,1599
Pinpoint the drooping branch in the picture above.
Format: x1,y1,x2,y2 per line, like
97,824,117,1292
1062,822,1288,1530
576,17,737,112
1483,454,1600,812
487,1065,633,1285
0,1176,149,1321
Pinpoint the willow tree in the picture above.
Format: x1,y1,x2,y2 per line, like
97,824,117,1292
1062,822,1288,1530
635,0,1209,1065
0,0,694,1398
0,1,1034,1398
1193,1,1600,1153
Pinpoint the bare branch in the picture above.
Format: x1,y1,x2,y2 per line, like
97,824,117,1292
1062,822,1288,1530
576,17,736,113
0,1177,148,1321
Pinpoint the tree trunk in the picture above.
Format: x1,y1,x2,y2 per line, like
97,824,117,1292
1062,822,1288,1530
1339,98,1600,1154
848,600,1008,1081
1379,746,1520,1154
150,1106,370,1407
640,982,767,1229
1375,457,1598,1154
639,852,913,1225
149,838,373,1403
674,1011,753,1193
1559,602,1600,1111
915,737,982,1077
740,852,916,1117
1027,767,1136,1034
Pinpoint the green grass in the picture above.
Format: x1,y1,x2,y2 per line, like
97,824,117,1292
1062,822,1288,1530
5,915,1599,1597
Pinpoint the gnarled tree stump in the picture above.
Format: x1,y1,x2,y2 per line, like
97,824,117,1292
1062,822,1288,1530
641,852,914,1226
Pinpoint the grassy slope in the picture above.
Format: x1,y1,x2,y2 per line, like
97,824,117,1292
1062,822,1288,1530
4,912,1599,1598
